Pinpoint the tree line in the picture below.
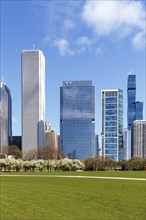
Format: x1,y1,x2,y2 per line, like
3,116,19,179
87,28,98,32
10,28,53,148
0,146,146,171
84,156,146,171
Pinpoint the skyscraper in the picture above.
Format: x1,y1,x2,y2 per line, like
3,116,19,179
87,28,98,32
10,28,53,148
60,80,96,160
123,129,131,160
21,50,45,158
126,74,143,159
127,74,143,131
0,82,12,152
101,89,123,161
132,120,146,158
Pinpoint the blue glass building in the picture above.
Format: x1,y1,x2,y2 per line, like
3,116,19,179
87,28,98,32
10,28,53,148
60,80,96,160
101,89,123,161
127,74,143,130
0,82,12,152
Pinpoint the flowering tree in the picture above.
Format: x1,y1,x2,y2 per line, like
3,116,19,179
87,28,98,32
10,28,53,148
0,158,84,172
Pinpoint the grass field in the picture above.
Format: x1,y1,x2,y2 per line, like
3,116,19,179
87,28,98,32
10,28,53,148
1,171,146,220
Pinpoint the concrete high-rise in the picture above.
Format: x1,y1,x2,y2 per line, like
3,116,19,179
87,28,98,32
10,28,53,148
101,89,123,161
0,82,12,153
132,120,146,158
45,122,58,150
21,50,45,157
60,80,96,160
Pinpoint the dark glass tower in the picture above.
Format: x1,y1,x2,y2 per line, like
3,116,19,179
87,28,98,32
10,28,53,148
127,74,143,130
127,75,136,130
60,80,96,160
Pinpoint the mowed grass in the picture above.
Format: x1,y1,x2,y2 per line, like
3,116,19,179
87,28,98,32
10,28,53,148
1,170,146,178
1,173,146,220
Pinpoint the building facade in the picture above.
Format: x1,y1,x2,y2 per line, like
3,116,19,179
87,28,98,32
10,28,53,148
45,122,58,150
60,80,96,160
132,120,146,158
123,129,131,160
21,50,45,157
101,89,123,161
0,82,12,153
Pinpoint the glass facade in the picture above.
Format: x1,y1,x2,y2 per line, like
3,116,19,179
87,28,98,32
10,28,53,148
60,80,96,160
127,74,143,130
0,82,12,152
101,89,123,161
127,75,136,130
135,102,143,120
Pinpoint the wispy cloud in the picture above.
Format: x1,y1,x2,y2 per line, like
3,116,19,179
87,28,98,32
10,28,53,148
132,32,146,50
54,39,74,56
63,19,74,30
76,36,93,52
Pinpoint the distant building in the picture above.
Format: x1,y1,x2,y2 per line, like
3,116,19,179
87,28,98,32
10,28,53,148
45,122,58,150
0,82,12,153
101,89,123,161
126,74,143,159
12,136,22,151
123,129,131,160
21,50,45,158
127,74,143,131
60,80,96,160
132,120,146,158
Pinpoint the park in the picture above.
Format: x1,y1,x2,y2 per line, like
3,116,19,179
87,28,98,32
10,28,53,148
1,170,146,220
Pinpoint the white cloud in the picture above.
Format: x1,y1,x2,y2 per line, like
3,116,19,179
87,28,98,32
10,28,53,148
82,0,145,49
44,35,50,43
132,31,146,50
54,39,74,56
76,36,93,51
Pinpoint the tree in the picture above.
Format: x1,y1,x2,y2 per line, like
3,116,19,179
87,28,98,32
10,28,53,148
57,147,66,159
129,157,146,171
8,146,22,159
23,149,38,160
84,157,94,171
39,146,58,160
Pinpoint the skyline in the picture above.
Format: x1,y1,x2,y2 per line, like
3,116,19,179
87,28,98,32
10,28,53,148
1,0,146,145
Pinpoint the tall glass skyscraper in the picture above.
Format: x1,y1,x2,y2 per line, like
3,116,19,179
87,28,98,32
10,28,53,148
127,74,136,130
101,89,123,161
21,50,45,158
0,82,12,152
60,80,96,160
127,74,143,130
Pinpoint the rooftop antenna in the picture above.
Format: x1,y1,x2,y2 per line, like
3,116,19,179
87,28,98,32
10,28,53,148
33,44,35,50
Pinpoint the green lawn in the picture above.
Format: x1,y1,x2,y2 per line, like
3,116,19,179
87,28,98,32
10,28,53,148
1,170,146,178
1,172,146,220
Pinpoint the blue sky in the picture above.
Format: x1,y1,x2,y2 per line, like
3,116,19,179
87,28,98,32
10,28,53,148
1,0,146,145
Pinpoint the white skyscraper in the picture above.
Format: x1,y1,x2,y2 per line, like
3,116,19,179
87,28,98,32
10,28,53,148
21,50,45,158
